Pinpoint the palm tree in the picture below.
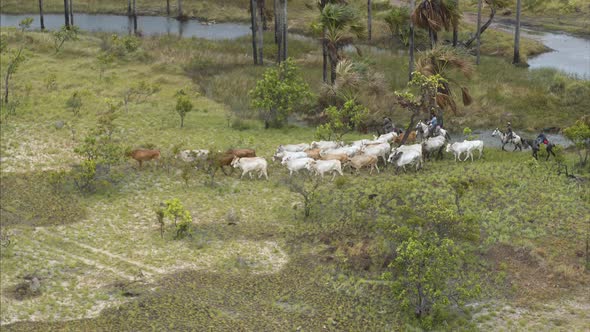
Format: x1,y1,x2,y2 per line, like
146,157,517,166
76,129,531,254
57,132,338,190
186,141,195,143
415,46,474,126
319,3,365,84
166,0,170,16
513,0,522,64
280,0,287,61
411,0,456,48
39,0,45,30
128,0,132,16
177,0,183,18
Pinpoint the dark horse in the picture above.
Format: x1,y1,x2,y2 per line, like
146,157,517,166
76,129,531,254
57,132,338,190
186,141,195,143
523,134,556,160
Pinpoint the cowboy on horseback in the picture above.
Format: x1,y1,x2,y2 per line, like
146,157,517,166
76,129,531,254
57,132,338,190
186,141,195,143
506,122,514,142
429,112,439,138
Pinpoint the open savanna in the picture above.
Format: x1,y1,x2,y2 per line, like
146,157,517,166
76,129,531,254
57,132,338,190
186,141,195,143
1,25,589,331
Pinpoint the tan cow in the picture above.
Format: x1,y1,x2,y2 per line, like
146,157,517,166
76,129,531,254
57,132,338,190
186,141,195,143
128,149,160,169
347,154,379,174
393,131,416,145
305,148,322,160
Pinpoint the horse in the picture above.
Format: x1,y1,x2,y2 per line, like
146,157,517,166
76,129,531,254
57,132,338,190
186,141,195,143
415,121,451,142
524,137,555,161
491,128,525,151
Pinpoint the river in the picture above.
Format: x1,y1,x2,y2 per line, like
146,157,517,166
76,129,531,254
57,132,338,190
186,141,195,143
1,13,588,78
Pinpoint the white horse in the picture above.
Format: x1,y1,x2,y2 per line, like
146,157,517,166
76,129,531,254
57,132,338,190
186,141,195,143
491,128,524,151
415,121,451,142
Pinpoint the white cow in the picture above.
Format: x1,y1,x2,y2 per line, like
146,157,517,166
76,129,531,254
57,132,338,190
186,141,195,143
388,149,423,172
176,149,209,163
445,140,484,162
352,139,379,147
281,157,314,176
310,140,343,151
373,132,398,143
361,142,390,164
276,143,310,153
273,150,308,162
231,157,269,180
320,145,360,157
306,159,343,179
421,135,446,160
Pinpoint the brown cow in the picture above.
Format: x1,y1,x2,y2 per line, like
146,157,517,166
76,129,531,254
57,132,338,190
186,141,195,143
321,153,349,163
305,148,322,160
226,148,256,158
128,149,160,169
394,131,416,145
213,149,256,175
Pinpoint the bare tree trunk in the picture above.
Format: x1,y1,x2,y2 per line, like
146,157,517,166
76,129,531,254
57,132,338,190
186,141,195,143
476,0,482,65
452,0,458,47
133,0,136,17
465,1,497,47
367,0,372,41
257,0,264,65
132,0,137,33
39,0,45,30
250,0,259,65
513,0,522,64
408,0,415,81
127,0,132,16
177,0,183,18
69,0,74,25
64,0,70,27
166,0,170,15
281,0,287,61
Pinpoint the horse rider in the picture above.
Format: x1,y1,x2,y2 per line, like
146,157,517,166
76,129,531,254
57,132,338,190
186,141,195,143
429,112,439,137
537,132,548,145
383,117,394,134
506,121,514,142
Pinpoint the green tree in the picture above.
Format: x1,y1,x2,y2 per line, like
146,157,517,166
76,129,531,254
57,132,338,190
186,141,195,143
2,18,31,104
384,6,410,45
249,58,312,128
386,234,478,323
163,198,193,239
65,91,82,116
53,25,79,53
174,92,193,128
563,117,590,167
315,99,367,140
96,52,114,80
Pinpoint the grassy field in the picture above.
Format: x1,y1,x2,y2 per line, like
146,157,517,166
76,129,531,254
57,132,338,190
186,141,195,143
1,25,589,331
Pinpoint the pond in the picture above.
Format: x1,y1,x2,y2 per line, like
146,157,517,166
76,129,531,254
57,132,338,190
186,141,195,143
0,13,251,40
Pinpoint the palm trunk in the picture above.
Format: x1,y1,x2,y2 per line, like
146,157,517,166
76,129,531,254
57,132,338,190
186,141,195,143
260,0,267,30
132,0,137,34
127,0,132,16
322,30,328,82
64,0,70,27
274,0,279,43
69,0,74,25
367,0,372,41
177,0,183,18
39,0,45,30
513,0,522,64
281,0,287,61
276,0,282,62
475,0,482,65
250,0,259,65
257,0,264,65
329,52,337,84
408,0,415,81
166,0,170,15
452,0,458,47
428,28,437,49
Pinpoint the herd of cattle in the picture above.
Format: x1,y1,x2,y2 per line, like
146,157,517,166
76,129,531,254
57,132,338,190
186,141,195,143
128,129,490,180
